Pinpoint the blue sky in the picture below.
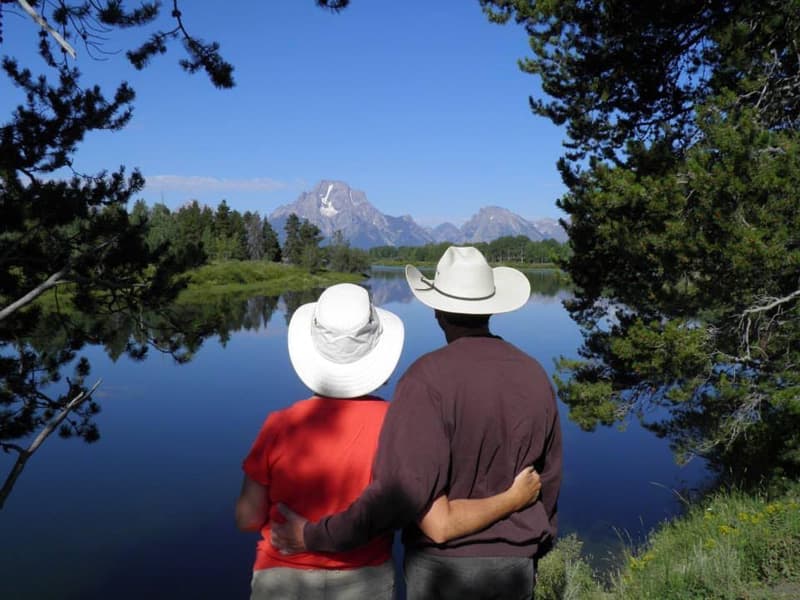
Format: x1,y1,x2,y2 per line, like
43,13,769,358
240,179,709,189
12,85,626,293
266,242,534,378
3,0,568,226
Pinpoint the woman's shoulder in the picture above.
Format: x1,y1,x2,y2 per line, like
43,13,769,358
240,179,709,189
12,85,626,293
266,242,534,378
284,395,389,420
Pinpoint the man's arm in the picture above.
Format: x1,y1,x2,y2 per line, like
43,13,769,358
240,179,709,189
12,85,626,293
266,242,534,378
273,467,540,551
272,371,450,553
418,466,541,544
272,465,420,553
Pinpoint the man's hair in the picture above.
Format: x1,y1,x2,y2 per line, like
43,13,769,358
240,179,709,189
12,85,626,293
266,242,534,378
437,311,490,328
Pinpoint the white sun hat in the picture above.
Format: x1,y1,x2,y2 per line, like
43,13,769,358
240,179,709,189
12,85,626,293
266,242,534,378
287,283,404,398
405,246,531,315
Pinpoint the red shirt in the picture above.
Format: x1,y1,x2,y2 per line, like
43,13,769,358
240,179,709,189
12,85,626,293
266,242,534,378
242,395,392,570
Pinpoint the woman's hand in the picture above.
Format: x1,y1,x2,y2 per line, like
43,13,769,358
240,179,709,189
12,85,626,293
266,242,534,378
507,466,541,511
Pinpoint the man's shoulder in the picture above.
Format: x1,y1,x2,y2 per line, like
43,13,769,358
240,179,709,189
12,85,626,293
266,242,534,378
500,339,548,371
449,336,542,366
399,337,544,382
397,348,439,384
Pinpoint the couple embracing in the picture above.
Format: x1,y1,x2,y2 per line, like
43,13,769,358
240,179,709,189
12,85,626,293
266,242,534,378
236,246,563,599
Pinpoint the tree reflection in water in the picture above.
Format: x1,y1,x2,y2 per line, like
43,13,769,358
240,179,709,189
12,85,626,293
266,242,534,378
1,268,572,508
0,290,285,508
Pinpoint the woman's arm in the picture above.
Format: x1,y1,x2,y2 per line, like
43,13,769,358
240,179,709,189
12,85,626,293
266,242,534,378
235,475,270,532
418,466,541,544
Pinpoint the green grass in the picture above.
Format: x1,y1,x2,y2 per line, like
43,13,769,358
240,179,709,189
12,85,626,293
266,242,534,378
534,481,800,599
610,482,800,599
178,260,364,300
27,261,365,311
536,534,601,600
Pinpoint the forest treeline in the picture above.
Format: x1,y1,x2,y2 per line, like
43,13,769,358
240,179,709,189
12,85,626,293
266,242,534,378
132,199,569,273
369,236,570,265
130,199,370,274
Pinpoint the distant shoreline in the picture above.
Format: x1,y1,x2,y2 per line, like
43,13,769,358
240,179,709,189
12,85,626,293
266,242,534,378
370,261,562,270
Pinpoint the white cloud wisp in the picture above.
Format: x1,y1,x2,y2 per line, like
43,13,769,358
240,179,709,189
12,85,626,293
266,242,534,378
144,175,289,193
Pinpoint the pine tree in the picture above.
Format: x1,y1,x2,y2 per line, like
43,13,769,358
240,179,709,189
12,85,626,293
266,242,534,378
283,213,302,265
1,2,231,509
298,219,324,271
482,0,800,480
244,212,265,261
2,1,352,507
262,219,282,262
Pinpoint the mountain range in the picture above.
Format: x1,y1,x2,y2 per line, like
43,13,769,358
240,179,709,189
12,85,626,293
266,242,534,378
268,180,567,248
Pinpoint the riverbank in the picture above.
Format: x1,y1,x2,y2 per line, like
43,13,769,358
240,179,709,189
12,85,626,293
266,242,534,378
176,260,365,301
536,480,800,599
177,261,569,302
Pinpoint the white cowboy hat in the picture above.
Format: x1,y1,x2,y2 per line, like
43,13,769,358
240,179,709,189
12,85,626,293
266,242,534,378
405,246,531,314
287,283,404,398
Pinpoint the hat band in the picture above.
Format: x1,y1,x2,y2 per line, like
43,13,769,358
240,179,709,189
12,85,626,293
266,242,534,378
419,277,496,301
311,306,383,364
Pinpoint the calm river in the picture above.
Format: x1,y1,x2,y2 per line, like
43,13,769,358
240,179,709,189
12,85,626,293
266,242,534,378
0,267,708,599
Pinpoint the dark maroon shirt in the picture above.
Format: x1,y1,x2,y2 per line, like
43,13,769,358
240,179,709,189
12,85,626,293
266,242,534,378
304,334,563,558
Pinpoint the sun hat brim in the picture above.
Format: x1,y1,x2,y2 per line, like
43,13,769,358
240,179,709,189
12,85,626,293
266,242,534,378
405,264,531,314
287,302,404,398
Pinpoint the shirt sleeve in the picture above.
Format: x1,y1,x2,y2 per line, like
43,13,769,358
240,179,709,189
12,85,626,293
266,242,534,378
242,413,277,486
537,385,563,541
305,369,451,552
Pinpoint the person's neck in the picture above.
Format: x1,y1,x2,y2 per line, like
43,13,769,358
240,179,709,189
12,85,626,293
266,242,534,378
444,325,494,344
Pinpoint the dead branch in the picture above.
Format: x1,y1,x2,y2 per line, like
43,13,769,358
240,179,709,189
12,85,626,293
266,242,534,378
0,379,101,510
0,267,69,322
742,289,800,316
738,289,800,361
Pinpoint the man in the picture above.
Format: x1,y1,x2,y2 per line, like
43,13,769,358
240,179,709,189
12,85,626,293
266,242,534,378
273,246,563,599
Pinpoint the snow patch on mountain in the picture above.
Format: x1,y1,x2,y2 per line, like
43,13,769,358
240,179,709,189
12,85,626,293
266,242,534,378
319,183,338,217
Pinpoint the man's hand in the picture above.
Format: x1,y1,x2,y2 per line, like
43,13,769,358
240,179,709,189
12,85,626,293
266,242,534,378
508,466,541,510
270,503,308,555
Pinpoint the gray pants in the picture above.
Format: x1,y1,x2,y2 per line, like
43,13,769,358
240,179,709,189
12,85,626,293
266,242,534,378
250,560,395,600
404,552,535,600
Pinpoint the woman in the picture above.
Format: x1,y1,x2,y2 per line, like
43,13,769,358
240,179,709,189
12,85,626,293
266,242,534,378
236,283,540,599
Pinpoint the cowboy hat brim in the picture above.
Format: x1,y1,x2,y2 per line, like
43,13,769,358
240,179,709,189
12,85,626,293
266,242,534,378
405,264,531,314
288,302,404,398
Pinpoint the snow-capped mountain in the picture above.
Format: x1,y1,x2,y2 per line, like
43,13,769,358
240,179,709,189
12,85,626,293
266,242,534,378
268,181,566,248
269,181,433,248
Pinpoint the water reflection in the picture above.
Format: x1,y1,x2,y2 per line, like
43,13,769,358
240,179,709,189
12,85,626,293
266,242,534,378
179,267,573,337
0,268,709,599
366,266,572,308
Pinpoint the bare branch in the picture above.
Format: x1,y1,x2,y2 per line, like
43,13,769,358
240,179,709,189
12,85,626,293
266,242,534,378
736,289,800,362
15,0,77,57
0,267,69,321
742,289,800,316
0,379,102,510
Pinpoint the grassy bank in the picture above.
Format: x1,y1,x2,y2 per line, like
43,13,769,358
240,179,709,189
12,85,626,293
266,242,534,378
536,481,800,599
30,260,364,311
177,260,364,301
